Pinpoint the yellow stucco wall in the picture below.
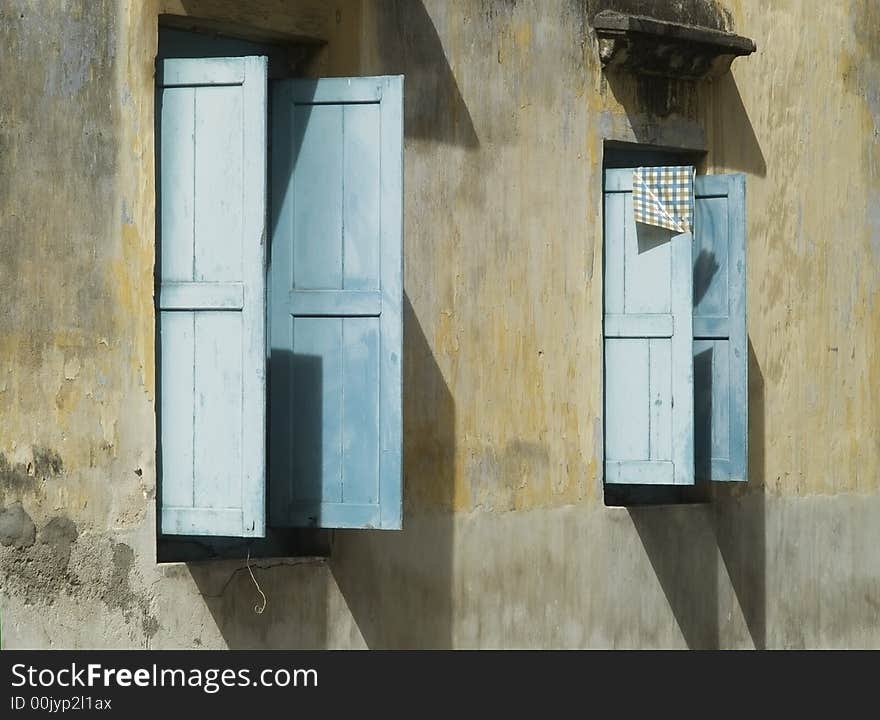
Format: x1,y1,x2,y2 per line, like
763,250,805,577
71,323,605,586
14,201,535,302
0,0,878,648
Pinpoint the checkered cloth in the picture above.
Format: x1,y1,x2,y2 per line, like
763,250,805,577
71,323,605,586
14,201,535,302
632,166,694,234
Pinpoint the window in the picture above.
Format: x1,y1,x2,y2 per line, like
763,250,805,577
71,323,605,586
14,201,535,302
602,159,747,490
156,53,404,538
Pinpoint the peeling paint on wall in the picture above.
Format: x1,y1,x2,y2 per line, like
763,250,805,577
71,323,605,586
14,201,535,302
0,504,36,549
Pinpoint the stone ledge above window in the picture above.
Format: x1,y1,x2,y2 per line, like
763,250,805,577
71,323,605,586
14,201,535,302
592,10,756,80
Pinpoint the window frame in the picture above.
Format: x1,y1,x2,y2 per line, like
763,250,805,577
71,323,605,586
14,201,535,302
602,143,711,507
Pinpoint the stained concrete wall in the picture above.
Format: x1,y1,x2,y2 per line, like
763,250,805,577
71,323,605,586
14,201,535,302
0,0,878,648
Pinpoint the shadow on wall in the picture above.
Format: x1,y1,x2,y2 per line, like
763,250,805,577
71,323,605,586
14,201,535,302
178,0,465,649
712,340,767,649
610,5,767,645
703,73,767,177
327,0,470,648
186,297,457,648
629,340,766,648
602,72,765,178
331,296,456,648
375,0,479,148
186,557,332,649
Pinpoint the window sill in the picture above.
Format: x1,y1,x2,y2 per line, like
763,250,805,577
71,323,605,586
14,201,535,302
157,527,331,563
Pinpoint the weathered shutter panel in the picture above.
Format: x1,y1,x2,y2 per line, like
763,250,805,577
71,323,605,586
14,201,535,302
157,57,268,537
603,168,695,485
693,174,748,482
269,76,403,529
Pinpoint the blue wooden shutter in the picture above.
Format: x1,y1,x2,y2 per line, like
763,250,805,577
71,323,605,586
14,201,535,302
603,168,695,485
157,57,268,537
693,174,747,482
269,76,403,529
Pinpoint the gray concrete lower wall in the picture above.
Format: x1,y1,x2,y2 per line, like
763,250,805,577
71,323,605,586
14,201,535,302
4,491,879,649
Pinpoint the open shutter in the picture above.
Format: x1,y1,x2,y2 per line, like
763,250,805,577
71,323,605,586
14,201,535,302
693,174,747,481
269,76,403,529
157,57,268,537
603,168,694,485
